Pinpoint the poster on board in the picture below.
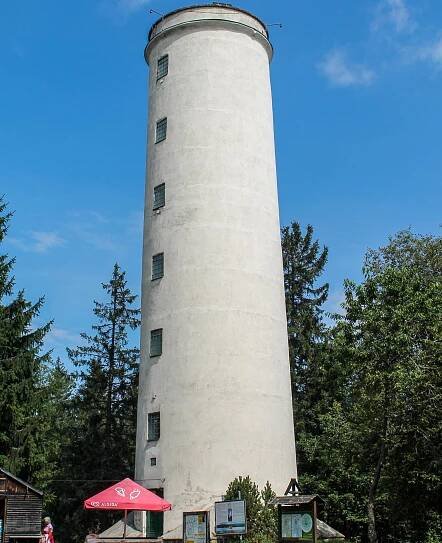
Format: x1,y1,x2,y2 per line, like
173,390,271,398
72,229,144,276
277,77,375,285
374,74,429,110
183,511,209,543
281,511,314,540
215,500,247,535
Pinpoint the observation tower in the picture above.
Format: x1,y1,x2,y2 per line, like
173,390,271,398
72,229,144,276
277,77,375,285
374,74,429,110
135,4,297,538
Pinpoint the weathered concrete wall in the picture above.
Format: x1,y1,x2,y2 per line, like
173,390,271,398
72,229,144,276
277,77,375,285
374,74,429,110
135,5,297,538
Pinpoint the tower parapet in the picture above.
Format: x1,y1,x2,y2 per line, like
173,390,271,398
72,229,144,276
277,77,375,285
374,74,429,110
146,4,272,62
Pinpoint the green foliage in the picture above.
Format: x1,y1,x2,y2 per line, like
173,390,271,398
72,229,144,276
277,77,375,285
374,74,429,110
51,263,141,543
281,221,329,438
424,514,442,543
225,477,277,543
68,263,140,478
225,476,261,534
29,358,74,505
254,482,278,543
297,230,442,543
0,197,55,484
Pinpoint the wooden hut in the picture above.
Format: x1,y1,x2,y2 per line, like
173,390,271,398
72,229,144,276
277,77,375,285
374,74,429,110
0,468,43,543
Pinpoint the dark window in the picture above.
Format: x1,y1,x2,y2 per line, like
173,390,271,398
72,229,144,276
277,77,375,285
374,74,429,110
155,118,167,143
148,412,160,441
153,183,165,210
152,253,164,281
157,55,168,79
150,457,157,466
150,329,163,357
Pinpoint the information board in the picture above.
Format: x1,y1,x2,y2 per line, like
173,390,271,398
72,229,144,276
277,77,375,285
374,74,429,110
215,500,247,535
281,511,313,540
183,511,209,543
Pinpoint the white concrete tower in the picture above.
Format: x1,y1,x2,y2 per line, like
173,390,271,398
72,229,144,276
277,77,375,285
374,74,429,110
136,4,297,538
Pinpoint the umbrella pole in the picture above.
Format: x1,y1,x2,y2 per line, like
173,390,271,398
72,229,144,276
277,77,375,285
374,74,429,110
123,509,127,540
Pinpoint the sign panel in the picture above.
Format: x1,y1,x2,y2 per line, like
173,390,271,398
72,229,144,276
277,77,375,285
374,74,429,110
183,512,209,543
281,511,313,540
215,500,247,535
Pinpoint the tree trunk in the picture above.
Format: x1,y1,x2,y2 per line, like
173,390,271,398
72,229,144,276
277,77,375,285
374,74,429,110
105,284,117,449
367,498,378,543
367,418,387,543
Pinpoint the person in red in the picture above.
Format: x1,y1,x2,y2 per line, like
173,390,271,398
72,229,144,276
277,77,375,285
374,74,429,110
43,517,55,543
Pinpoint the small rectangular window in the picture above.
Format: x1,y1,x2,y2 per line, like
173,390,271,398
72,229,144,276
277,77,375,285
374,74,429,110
150,329,163,357
152,253,164,281
148,413,160,441
153,183,165,210
157,55,168,79
155,118,167,143
150,457,157,466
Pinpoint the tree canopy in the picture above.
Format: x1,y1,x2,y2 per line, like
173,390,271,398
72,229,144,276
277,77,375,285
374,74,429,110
295,230,442,543
52,264,141,542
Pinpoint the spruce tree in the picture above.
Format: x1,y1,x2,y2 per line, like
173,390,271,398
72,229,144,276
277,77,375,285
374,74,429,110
0,197,52,481
281,221,329,437
34,358,74,503
55,264,140,542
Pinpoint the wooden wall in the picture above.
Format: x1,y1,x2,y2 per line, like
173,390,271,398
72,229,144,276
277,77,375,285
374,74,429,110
5,494,42,538
0,473,43,542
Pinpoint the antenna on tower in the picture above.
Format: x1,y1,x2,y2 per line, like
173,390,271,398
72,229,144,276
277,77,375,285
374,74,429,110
149,8,164,17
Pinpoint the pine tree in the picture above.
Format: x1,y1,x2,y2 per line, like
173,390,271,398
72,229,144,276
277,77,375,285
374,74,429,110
54,264,140,542
68,263,140,477
33,358,74,504
0,197,52,481
281,221,329,437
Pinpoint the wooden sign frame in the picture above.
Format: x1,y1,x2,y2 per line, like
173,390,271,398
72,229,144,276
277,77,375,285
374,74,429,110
277,502,318,543
183,511,210,543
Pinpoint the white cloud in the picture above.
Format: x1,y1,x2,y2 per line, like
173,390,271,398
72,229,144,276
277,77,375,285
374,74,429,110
31,231,65,252
68,211,118,251
413,37,442,68
318,50,376,87
9,231,65,253
66,209,142,251
370,1,442,75
325,290,346,315
71,227,117,251
45,328,82,361
126,210,144,236
8,208,144,256
46,327,81,346
372,0,415,34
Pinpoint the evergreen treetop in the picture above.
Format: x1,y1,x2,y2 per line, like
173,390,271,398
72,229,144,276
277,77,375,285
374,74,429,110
0,196,53,481
281,221,329,438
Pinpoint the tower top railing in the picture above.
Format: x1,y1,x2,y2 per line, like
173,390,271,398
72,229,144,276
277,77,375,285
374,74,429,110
148,3,269,41
145,4,273,64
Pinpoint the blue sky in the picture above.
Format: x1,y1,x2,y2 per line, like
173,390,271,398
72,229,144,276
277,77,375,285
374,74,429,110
1,0,441,363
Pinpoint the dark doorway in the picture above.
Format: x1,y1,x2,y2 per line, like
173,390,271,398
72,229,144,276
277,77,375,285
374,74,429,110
146,489,164,538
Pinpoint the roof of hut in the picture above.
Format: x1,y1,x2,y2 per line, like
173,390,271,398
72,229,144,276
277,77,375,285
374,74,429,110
0,467,43,496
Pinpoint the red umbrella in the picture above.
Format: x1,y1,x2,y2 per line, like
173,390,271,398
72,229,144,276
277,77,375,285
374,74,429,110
84,478,171,538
